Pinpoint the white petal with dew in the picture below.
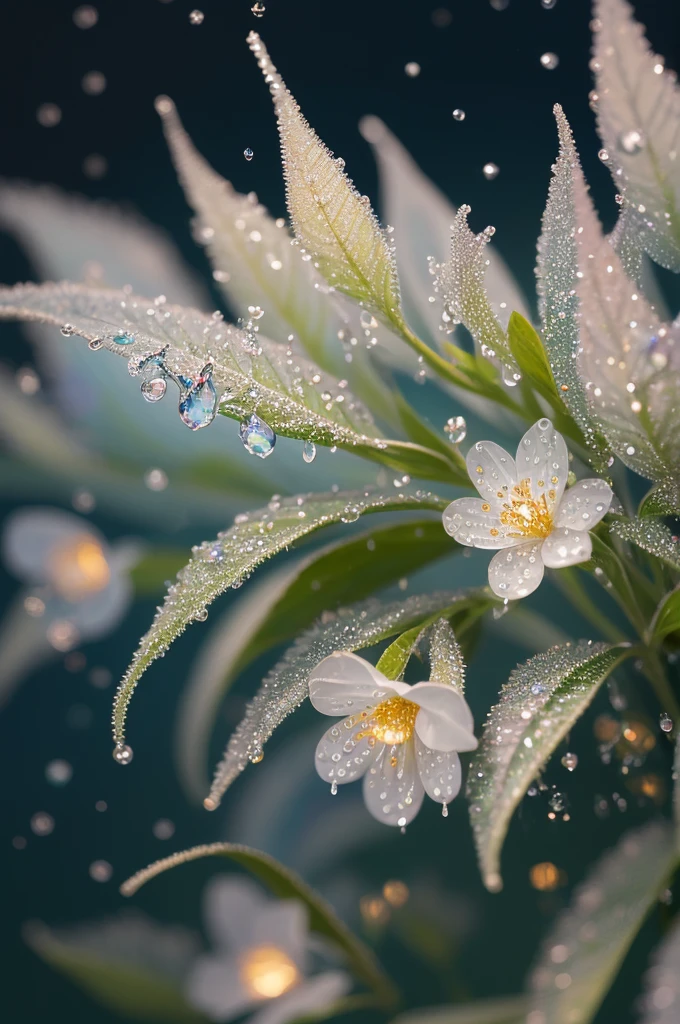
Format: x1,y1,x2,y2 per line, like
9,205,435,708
540,527,592,568
465,441,517,505
409,682,477,753
415,744,462,806
488,541,544,600
515,418,568,511
315,715,379,785
308,651,400,715
363,741,424,827
442,497,518,550
556,478,613,530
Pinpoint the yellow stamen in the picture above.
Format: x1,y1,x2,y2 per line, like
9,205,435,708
499,478,554,539
361,695,419,745
240,946,300,1000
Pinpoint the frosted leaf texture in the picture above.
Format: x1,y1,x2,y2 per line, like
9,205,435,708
427,619,466,695
609,517,680,572
431,206,517,375
248,33,402,324
0,281,384,450
207,590,476,808
593,0,680,271
528,823,676,1024
112,489,448,748
639,918,680,1024
467,640,629,891
538,107,680,480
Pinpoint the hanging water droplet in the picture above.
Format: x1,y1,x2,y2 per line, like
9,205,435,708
618,129,645,155
441,802,449,817
302,440,317,464
113,744,133,765
330,780,338,795
360,310,378,329
598,148,610,163
113,331,135,346
60,323,75,337
482,162,500,180
248,305,264,319
189,9,204,24
244,147,254,161
179,375,218,430
549,791,565,812
251,1,265,14
660,713,674,733
249,748,264,763
444,415,467,443
140,377,167,403
88,338,103,351
561,751,578,771
540,52,559,70
195,608,208,622
492,599,509,620
240,413,276,458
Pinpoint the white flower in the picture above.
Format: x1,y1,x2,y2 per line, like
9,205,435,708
309,651,478,827
186,876,350,1024
2,507,137,650
442,418,613,600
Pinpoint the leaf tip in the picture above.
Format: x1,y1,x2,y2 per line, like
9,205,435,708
484,871,503,893
154,94,175,118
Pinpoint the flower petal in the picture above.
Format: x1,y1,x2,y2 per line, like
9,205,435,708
442,497,519,549
488,541,545,599
556,478,613,530
185,952,255,1021
465,441,517,505
315,715,378,785
541,526,592,568
2,507,107,585
203,876,268,951
308,652,399,716
409,682,478,752
515,418,569,511
415,744,462,806
248,972,351,1024
363,741,424,826
250,902,308,969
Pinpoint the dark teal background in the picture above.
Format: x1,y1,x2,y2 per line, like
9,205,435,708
1,1,679,1021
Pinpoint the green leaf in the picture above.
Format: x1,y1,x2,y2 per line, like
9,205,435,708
176,518,454,802
651,585,680,641
248,34,401,325
120,842,398,1009
130,549,188,597
428,618,466,692
393,390,467,468
638,916,680,1024
506,312,557,401
639,479,680,517
392,996,528,1024
113,489,448,753
25,920,203,1023
376,623,427,680
206,589,490,809
467,641,632,891
609,517,680,572
527,822,677,1024
0,282,457,484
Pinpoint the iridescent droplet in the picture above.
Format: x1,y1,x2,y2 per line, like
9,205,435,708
179,376,218,430
482,162,500,180
660,713,673,733
444,415,467,443
540,52,559,70
113,744,134,765
244,147,254,161
141,377,167,402
452,108,466,121
302,440,317,463
240,413,276,458
113,331,135,345
561,752,578,771
618,129,645,155
189,9,204,24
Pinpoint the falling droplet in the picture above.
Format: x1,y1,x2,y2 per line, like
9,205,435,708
618,129,645,155
482,162,500,180
492,599,509,620
660,713,674,733
404,62,421,77
141,377,167,403
251,1,265,14
240,413,276,458
244,147,254,161
561,752,578,771
302,440,317,464
441,802,448,817
45,760,73,786
179,374,218,430
189,9,204,24
113,744,134,765
89,860,113,882
113,331,135,346
444,415,467,443
452,108,466,121
330,780,338,795
540,52,559,70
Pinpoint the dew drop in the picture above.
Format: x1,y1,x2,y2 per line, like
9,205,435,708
141,377,167,402
240,413,276,458
482,162,500,180
404,62,421,77
330,780,338,795
179,375,218,430
452,108,466,121
540,52,559,70
89,860,113,882
444,415,467,443
113,331,135,346
113,744,134,765
561,752,578,771
441,802,449,817
30,812,55,836
188,9,204,24
249,748,264,764
251,1,265,13
244,147,254,161
302,440,317,464
45,759,73,786
88,337,103,351
618,129,645,155
660,713,673,733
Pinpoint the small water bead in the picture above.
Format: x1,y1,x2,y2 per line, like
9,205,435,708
360,311,378,329
60,323,75,337
88,337,103,351
482,162,500,180
598,148,610,163
37,103,62,127
179,375,218,430
405,62,421,77
302,440,317,464
144,467,168,491
540,52,559,70
441,803,449,817
248,305,264,319
141,377,167,402
195,608,209,622
618,129,645,155
82,70,106,95
443,415,465,443
660,713,673,733
152,818,175,839
89,860,113,882
240,413,276,458
188,9,204,24
330,780,338,795
540,0,557,7
113,744,134,765
73,5,98,28
561,752,578,771
244,147,254,161
452,108,466,121
249,748,264,764
45,760,73,786
113,331,135,345
251,1,265,13
31,812,55,836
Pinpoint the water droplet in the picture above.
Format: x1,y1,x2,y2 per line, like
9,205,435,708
302,440,317,463
492,599,509,620
113,331,135,345
179,374,218,430
489,0,510,9
549,791,565,812
598,148,609,163
618,129,645,155
404,62,421,77
660,713,673,733
452,108,466,121
88,338,103,351
89,859,113,882
82,70,106,95
240,413,276,458
248,305,264,319
330,780,338,795
249,748,264,763
144,467,168,491
251,1,265,14
73,5,98,29
540,52,559,70
152,818,175,839
195,608,208,622
482,162,500,180
30,812,55,836
561,752,578,771
141,377,167,402
244,147,254,161
60,323,75,337
37,103,62,127
45,760,72,785
113,744,133,765
444,415,467,443
531,682,545,696
541,0,557,7
189,9,204,24
360,311,378,329
441,802,449,817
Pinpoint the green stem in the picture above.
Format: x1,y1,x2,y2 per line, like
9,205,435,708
553,568,627,643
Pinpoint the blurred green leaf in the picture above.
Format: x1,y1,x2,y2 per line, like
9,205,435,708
610,517,680,573
121,842,398,1009
392,995,528,1024
130,549,188,596
651,585,680,641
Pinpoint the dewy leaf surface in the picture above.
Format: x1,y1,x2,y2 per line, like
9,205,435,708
207,589,488,809
112,489,448,752
609,517,680,572
528,823,677,1024
467,641,631,891
0,281,460,482
428,618,466,694
537,106,680,479
248,33,402,325
593,0,680,271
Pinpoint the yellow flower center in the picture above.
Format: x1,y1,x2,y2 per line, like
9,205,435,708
240,945,300,1000
47,535,111,601
367,695,419,745
499,478,555,539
